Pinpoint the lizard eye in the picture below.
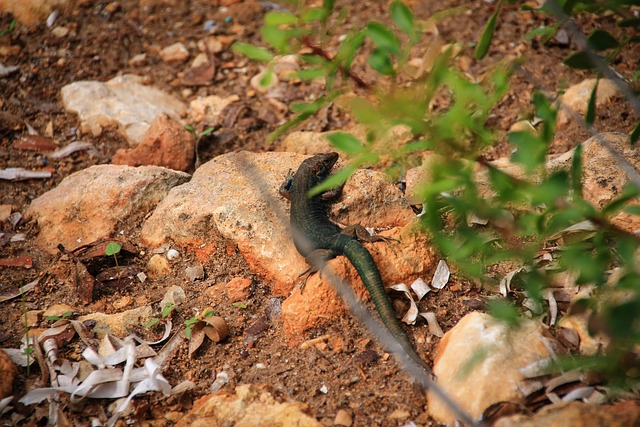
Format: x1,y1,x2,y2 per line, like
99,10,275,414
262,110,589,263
283,176,294,190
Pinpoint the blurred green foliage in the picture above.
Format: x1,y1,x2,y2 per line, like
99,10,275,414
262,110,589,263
234,0,640,389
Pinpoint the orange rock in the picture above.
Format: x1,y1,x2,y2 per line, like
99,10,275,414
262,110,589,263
0,349,17,398
282,224,435,345
26,164,189,253
428,312,551,423
225,277,252,302
112,113,195,172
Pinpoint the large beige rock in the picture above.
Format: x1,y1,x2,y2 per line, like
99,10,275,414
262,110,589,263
141,151,414,295
281,224,435,344
279,131,333,155
0,0,74,25
141,151,306,294
188,95,240,125
428,312,552,423
176,384,322,427
494,401,640,427
112,113,195,172
580,133,640,233
26,165,190,253
61,74,186,145
558,79,619,126
78,306,154,339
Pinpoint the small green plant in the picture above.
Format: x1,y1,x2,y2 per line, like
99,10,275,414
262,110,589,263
184,309,215,339
184,124,216,140
105,242,122,267
231,302,248,309
45,311,73,322
0,19,16,37
185,125,217,167
146,302,177,329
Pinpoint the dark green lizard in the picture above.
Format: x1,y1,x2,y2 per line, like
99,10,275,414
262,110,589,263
280,152,431,373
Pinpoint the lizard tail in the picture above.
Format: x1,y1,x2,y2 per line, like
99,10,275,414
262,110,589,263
336,235,431,373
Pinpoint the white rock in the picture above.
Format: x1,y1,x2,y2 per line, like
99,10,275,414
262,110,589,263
558,78,618,126
159,42,189,63
129,53,147,67
188,94,240,124
428,312,552,423
51,26,69,38
166,249,180,260
191,52,209,68
61,74,186,145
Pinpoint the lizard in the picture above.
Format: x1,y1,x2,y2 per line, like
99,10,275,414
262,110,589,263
280,152,431,374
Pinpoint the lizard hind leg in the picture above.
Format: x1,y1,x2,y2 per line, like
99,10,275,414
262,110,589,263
297,248,337,293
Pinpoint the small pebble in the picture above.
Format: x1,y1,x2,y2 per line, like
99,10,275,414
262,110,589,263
334,409,353,426
185,265,205,281
166,249,180,260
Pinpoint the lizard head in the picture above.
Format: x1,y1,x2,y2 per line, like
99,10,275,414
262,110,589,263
303,152,339,178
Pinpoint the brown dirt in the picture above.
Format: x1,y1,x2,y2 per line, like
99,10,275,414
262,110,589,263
0,1,638,426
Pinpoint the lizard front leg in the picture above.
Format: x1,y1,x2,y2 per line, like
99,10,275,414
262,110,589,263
341,224,398,244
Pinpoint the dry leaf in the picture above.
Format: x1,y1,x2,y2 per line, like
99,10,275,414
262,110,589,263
431,260,450,290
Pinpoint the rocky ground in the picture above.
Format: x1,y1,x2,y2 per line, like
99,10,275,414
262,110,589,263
1,0,640,426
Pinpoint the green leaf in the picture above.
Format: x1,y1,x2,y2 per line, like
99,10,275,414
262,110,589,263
46,311,73,321
524,25,558,42
564,51,595,70
290,97,327,114
368,48,395,76
624,205,640,216
366,22,401,56
309,164,358,197
184,124,195,133
475,0,503,60
0,19,16,37
630,119,640,145
335,30,365,70
585,78,598,126
200,127,215,137
531,172,569,206
299,54,330,66
264,11,298,26
562,0,579,14
161,302,176,317
301,7,329,23
266,111,314,142
105,242,121,256
587,29,620,51
323,0,336,12
145,318,160,329
232,302,248,309
294,69,327,80
261,26,291,52
487,299,520,328
602,184,640,216
231,42,274,62
618,18,640,28
390,1,415,36
258,69,275,89
571,143,583,197
204,309,215,318
326,132,364,154
508,131,547,170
